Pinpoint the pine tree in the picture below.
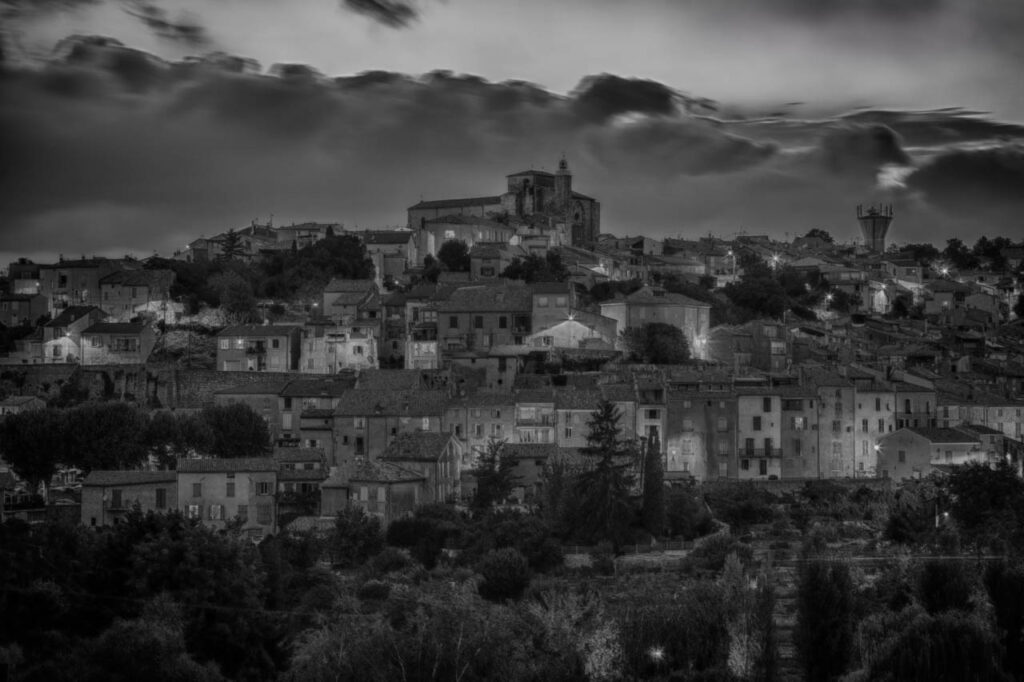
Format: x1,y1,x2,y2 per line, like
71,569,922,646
471,438,519,513
641,430,665,536
575,400,636,549
217,228,245,261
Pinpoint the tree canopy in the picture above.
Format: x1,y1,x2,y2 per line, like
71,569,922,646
436,239,471,272
622,322,691,364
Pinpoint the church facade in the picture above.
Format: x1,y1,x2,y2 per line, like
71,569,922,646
406,158,601,260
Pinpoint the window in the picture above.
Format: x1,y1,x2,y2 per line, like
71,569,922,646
257,481,272,496
878,419,885,432
209,504,223,520
271,339,280,349
492,409,501,419
753,416,762,431
499,316,507,329
474,424,483,438
219,338,229,350
717,417,728,432
421,417,430,430
237,504,248,520
155,488,166,509
188,504,201,519
898,450,906,463
741,459,750,471
745,438,755,454
945,450,953,461
256,504,271,525
646,409,659,420
110,489,122,508
759,459,768,476
354,345,363,355
192,482,202,498
861,419,868,433
564,427,573,439
792,416,806,431
471,408,481,418
555,296,567,307
492,423,502,436
283,397,293,409
356,436,365,454
717,440,729,455
832,420,841,433
537,296,549,307
449,316,459,329
354,417,366,429
875,397,881,411
90,336,103,347
793,439,802,455
763,397,772,412
226,482,235,498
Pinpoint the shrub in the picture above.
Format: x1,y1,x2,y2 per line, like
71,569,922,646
476,548,531,602
916,560,974,615
368,547,411,576
357,579,391,602
686,534,753,574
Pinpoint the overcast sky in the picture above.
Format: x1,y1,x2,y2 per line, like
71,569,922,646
2,0,1023,266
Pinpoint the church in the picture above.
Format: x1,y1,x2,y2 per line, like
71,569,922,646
406,158,601,260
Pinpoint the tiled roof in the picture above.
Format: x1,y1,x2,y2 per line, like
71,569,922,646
960,424,1005,436
324,278,376,293
356,369,441,390
83,470,176,486
530,281,573,295
46,306,104,327
436,282,533,313
273,447,325,462
100,269,174,289
502,443,560,460
409,196,502,210
217,324,297,338
349,459,425,483
214,380,290,396
907,427,980,444
554,388,604,410
381,432,453,461
300,408,335,420
82,323,147,335
281,377,356,397
601,384,637,402
333,389,447,417
176,457,277,473
516,388,555,404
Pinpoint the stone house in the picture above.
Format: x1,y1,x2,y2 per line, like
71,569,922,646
80,322,155,365
379,431,462,504
599,285,712,360
0,293,47,327
81,470,176,527
876,427,984,482
98,269,176,322
42,306,107,364
176,457,278,540
216,325,301,372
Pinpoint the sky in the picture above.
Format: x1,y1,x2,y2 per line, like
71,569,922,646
1,0,1024,267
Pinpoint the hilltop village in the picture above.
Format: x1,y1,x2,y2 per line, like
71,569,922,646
2,160,1024,680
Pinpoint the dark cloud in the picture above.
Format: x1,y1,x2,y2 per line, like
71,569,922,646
906,146,1024,215
840,109,1024,148
2,40,1023,264
818,124,911,176
342,0,418,28
570,74,684,123
124,1,208,47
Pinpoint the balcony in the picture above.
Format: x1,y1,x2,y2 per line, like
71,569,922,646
245,343,268,355
516,415,557,427
740,448,783,458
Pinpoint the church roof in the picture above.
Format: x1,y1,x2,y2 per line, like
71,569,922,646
408,196,502,210
571,190,596,201
506,170,554,177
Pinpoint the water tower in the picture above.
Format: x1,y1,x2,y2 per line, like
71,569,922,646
856,204,893,253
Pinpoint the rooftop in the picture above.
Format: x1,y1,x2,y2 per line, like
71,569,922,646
83,470,177,486
381,432,453,461
177,457,277,473
82,322,147,335
409,195,503,210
